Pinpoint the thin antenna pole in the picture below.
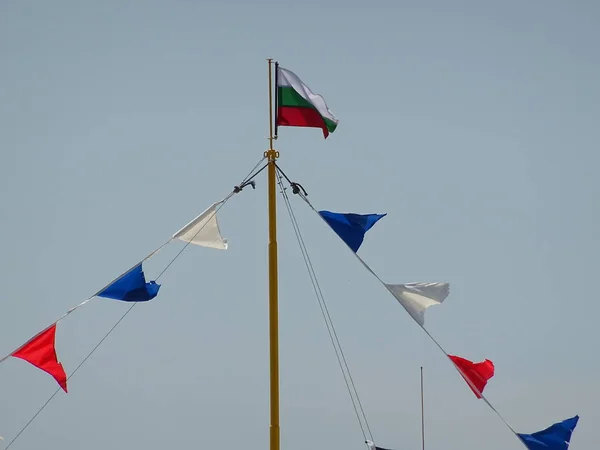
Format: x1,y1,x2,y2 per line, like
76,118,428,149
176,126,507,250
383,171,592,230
268,59,275,150
266,58,280,450
274,62,279,139
420,367,425,450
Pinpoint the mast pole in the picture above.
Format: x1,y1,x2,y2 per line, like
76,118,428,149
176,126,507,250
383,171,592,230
266,58,280,450
420,367,425,450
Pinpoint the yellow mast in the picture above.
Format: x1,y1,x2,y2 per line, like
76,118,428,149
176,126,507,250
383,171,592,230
265,58,280,450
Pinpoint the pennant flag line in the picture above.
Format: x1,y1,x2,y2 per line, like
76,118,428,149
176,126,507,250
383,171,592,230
448,355,495,399
517,415,579,450
97,263,160,302
172,201,228,249
11,324,68,392
304,196,576,450
384,282,449,326
276,64,339,138
0,197,231,365
319,211,386,253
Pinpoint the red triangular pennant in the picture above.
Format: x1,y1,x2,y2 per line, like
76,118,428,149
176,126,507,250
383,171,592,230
12,324,68,392
448,354,494,399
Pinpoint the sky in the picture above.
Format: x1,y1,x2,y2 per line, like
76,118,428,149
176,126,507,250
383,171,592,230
0,1,598,449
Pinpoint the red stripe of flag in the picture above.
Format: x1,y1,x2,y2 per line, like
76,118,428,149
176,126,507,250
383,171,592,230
277,106,330,138
12,323,68,393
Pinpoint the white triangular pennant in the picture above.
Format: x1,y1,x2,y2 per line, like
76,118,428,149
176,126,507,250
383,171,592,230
384,282,449,326
172,202,228,250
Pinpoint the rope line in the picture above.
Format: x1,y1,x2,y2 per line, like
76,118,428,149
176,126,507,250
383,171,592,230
241,156,267,185
2,156,265,450
275,168,374,444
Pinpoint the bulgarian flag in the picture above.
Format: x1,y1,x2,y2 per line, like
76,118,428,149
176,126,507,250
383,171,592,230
276,64,339,138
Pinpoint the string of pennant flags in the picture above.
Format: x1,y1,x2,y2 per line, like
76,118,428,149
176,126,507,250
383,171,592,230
0,158,267,449
3,63,581,450
295,192,579,450
0,196,233,388
2,180,579,450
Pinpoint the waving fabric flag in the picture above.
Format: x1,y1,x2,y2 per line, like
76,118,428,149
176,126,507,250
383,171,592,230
12,324,68,392
517,416,579,450
448,355,494,399
384,282,449,326
172,201,228,249
319,211,386,252
97,263,160,302
276,65,339,138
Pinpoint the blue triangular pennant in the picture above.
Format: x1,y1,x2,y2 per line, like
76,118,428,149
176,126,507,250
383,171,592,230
97,263,160,302
517,415,579,450
319,210,386,253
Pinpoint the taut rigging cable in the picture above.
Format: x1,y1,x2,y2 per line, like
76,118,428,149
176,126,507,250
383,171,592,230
275,165,374,445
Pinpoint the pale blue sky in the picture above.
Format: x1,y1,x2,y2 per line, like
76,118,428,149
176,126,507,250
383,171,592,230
0,1,598,449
